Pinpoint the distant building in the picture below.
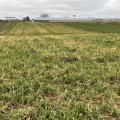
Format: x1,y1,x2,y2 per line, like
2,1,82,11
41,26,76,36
35,13,50,22
5,17,16,21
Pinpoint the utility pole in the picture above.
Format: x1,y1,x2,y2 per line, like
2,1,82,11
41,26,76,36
73,15,76,22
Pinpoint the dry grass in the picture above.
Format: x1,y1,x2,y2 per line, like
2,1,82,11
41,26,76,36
0,22,120,120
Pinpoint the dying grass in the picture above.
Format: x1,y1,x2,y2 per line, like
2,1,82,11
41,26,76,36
0,22,120,120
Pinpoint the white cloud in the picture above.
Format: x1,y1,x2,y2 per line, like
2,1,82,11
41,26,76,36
106,0,117,7
0,0,120,19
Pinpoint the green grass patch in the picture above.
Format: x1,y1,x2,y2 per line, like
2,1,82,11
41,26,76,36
0,22,120,119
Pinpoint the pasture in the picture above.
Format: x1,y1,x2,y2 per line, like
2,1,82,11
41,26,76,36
0,22,120,120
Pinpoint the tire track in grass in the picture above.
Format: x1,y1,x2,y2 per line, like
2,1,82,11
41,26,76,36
37,23,56,34
7,22,21,35
0,22,16,35
31,22,50,35
0,22,98,36
38,23,83,34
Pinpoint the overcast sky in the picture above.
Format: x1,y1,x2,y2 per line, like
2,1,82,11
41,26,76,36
0,0,120,19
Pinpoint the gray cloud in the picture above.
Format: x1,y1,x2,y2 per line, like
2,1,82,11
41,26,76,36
0,0,120,19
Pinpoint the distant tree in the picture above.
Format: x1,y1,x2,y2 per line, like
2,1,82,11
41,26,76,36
23,16,30,21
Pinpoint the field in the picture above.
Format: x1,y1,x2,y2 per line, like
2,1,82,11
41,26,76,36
0,22,120,120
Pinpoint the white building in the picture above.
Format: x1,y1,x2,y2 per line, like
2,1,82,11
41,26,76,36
5,17,16,21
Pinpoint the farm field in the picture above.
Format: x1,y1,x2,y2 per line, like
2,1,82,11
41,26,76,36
0,22,120,120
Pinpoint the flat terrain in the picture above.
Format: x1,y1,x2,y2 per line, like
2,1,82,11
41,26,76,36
0,22,120,120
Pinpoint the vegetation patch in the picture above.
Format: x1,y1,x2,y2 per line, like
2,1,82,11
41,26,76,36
0,22,120,119
96,53,120,63
63,56,79,63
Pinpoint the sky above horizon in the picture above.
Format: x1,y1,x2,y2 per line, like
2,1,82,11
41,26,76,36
0,0,120,19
